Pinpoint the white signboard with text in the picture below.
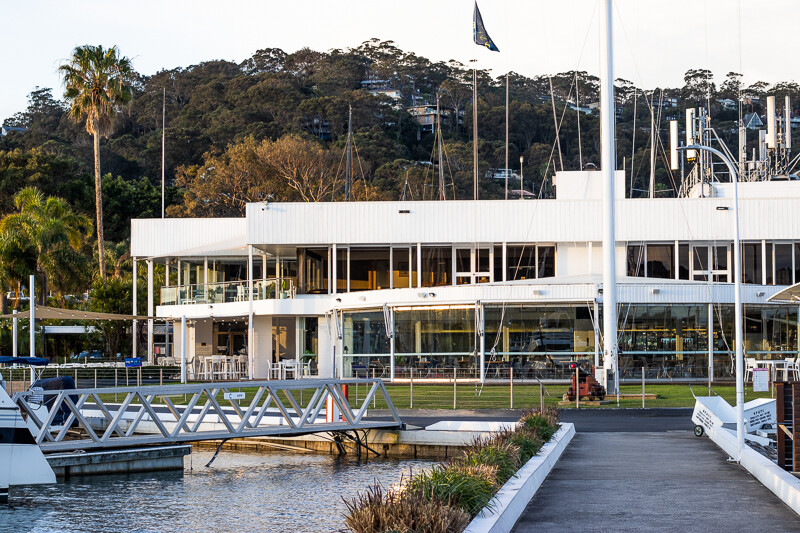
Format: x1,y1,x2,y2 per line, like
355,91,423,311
752,367,769,392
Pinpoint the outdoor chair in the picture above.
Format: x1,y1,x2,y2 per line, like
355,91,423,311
283,359,299,379
745,357,757,382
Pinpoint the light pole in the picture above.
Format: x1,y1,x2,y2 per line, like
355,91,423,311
682,144,744,461
519,156,524,199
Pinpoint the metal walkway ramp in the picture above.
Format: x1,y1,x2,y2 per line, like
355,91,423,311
12,378,401,453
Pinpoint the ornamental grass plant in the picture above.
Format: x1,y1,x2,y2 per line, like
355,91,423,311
344,408,559,532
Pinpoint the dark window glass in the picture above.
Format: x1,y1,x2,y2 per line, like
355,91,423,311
679,244,690,279
493,246,504,282
537,246,555,278
349,248,390,291
765,243,773,285
392,247,410,289
775,244,793,285
455,248,471,273
742,243,762,284
627,245,644,277
647,245,673,279
507,246,537,280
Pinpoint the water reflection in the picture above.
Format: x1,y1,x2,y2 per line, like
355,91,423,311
1,449,436,533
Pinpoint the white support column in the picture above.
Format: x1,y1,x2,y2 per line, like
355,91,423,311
147,259,154,364
416,243,422,288
132,258,138,358
762,239,767,285
389,247,394,289
332,244,337,294
12,310,18,357
248,246,254,380
180,315,187,384
327,247,332,294
479,303,485,383
675,241,680,280
390,312,396,382
165,258,170,287
502,242,507,282
708,303,714,382
177,259,182,286
203,257,208,301
29,275,35,358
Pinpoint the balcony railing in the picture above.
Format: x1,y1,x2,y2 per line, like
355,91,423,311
160,278,295,305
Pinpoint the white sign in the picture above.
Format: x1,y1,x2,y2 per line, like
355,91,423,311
752,367,769,392
223,392,246,401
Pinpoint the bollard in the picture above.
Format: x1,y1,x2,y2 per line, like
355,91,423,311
410,368,414,409
642,366,646,408
540,382,544,411
372,368,376,409
94,368,97,389
126,367,129,387
75,367,79,388
56,367,59,378
453,367,457,409
138,367,142,387
510,368,514,409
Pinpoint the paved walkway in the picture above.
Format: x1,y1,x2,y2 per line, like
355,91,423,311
513,430,800,532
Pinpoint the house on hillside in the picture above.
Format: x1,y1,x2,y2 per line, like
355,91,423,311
743,112,764,130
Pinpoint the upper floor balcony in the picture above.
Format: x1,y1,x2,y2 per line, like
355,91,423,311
160,278,295,306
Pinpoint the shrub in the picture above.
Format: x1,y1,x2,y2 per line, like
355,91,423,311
343,481,470,533
457,440,520,484
507,431,544,464
518,408,558,441
407,463,498,516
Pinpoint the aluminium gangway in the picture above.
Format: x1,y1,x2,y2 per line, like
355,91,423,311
11,378,402,453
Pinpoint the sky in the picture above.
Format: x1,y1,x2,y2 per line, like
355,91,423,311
3,0,800,123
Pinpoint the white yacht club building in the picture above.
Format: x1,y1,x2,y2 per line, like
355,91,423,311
130,171,800,382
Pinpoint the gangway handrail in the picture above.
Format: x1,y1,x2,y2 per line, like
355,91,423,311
12,378,401,453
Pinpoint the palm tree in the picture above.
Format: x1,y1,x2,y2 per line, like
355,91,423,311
60,45,134,279
0,187,92,306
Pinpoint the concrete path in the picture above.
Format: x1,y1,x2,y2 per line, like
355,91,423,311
513,430,800,532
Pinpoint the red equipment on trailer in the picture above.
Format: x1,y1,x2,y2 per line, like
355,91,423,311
566,362,606,401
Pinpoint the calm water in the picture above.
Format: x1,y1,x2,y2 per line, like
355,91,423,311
1,450,436,532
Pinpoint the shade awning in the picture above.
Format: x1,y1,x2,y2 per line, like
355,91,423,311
766,282,800,303
0,305,139,321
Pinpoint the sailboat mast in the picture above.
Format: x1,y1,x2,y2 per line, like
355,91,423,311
437,93,445,201
600,0,618,394
345,104,352,201
161,87,166,218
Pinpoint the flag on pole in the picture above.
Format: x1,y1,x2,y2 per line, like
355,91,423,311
473,1,499,52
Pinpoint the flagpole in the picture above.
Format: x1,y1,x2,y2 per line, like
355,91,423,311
472,60,478,201
505,71,509,200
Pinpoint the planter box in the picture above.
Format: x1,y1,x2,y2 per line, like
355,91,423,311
464,422,575,533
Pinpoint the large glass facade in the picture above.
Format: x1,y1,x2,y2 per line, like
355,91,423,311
349,248,390,291
339,303,798,381
394,306,476,377
484,306,594,379
342,310,391,377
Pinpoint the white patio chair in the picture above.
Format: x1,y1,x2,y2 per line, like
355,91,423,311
782,357,799,381
283,359,299,380
744,357,757,383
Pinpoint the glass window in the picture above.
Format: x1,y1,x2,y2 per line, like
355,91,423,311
392,247,411,289
302,248,329,294
421,246,451,287
343,311,390,355
647,245,673,279
349,248,390,291
775,244,793,285
455,248,471,274
537,246,555,278
394,307,476,377
795,244,800,285
493,245,503,282
765,243,773,285
507,246,537,280
336,247,347,292
476,248,491,273
742,243,762,284
678,244,690,280
627,245,644,277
